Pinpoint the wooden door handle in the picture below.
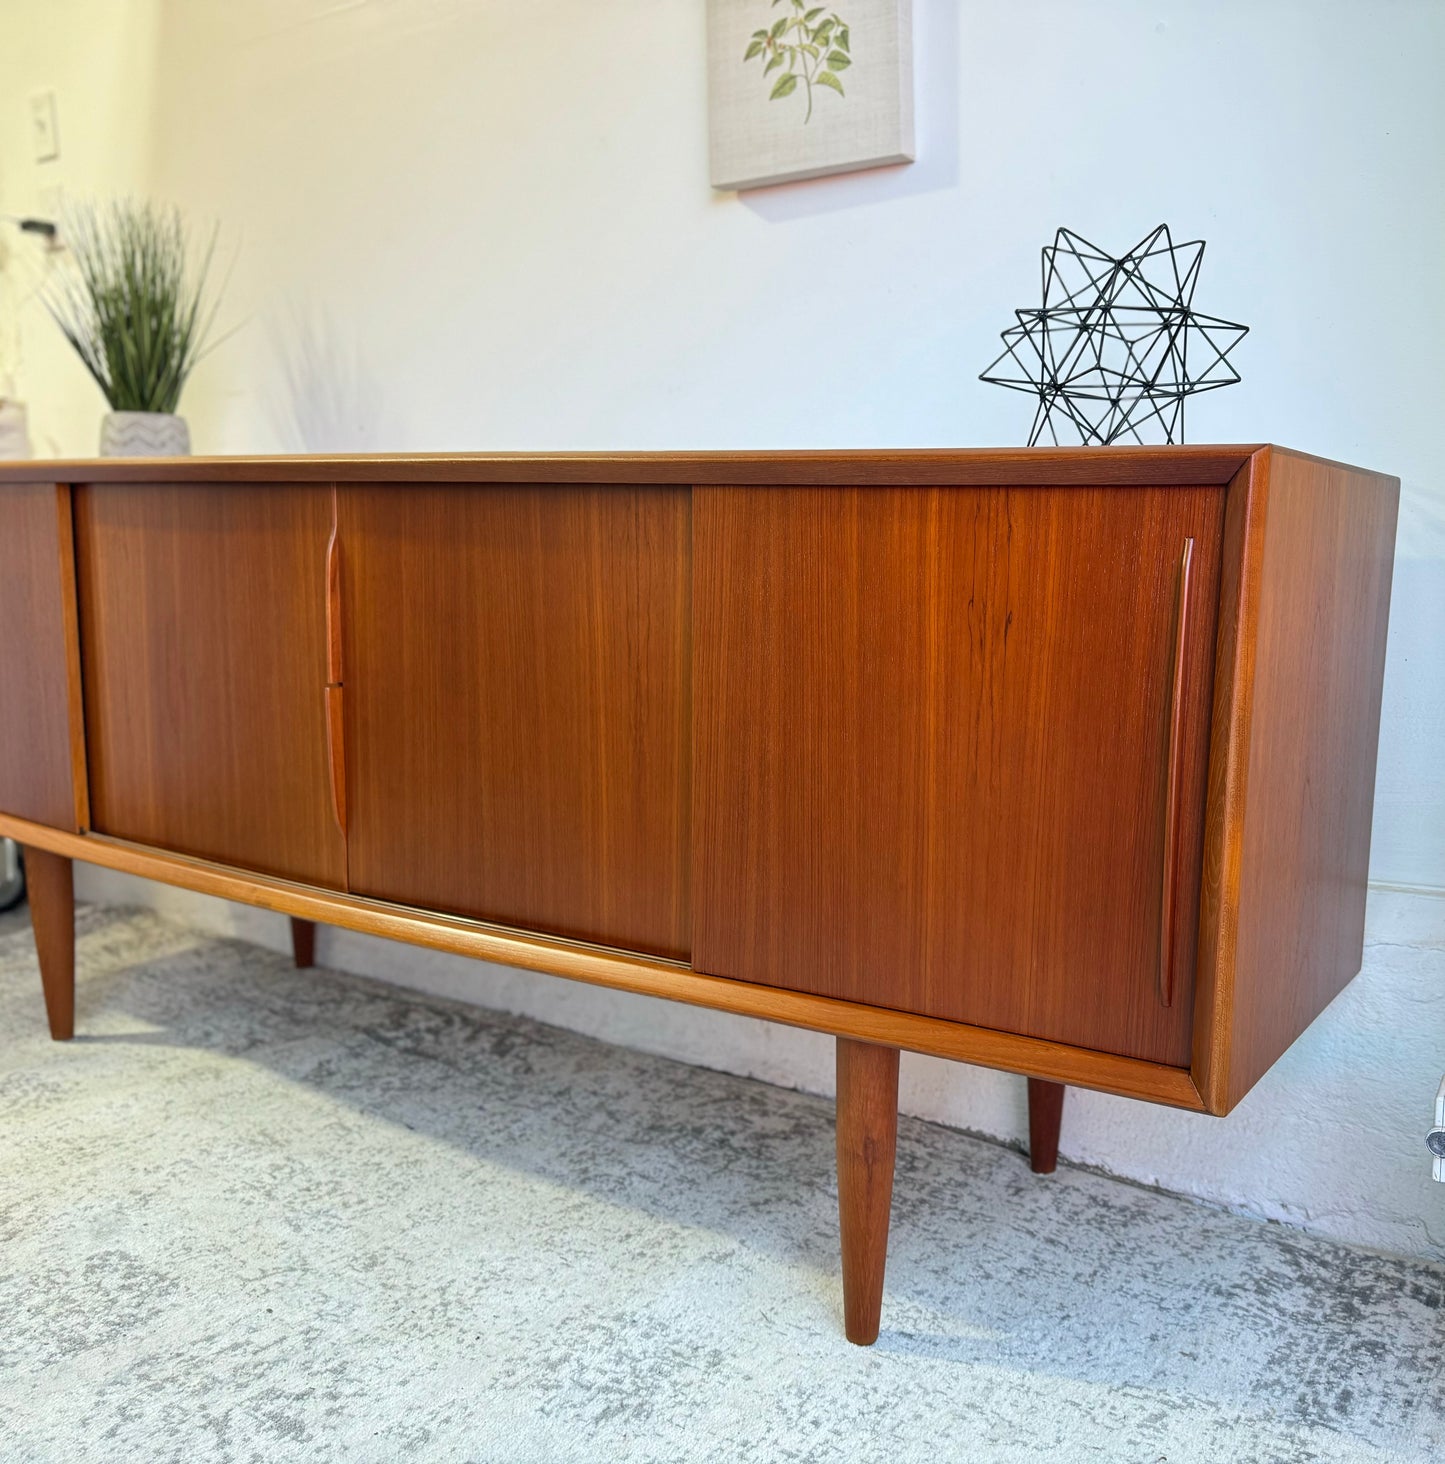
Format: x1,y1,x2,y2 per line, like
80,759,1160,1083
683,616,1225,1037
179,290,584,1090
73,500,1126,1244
325,513,343,686
324,503,347,834
1157,537,1193,1008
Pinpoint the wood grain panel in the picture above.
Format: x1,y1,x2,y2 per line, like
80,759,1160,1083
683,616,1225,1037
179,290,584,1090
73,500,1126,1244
341,483,690,960
56,489,91,830
0,811,1207,1109
1213,447,1399,1111
695,483,1226,1065
0,484,83,830
74,482,346,887
1191,454,1267,1111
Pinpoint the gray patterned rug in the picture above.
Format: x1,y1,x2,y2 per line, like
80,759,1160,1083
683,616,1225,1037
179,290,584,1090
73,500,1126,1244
0,904,1440,1463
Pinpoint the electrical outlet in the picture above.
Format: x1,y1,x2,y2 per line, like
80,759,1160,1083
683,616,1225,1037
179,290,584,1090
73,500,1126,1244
29,91,59,163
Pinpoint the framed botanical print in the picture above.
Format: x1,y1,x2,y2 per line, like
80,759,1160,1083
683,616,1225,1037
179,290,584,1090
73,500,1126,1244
708,0,915,191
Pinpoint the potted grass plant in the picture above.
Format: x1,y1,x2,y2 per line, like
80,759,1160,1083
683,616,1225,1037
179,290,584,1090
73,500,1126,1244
45,199,222,456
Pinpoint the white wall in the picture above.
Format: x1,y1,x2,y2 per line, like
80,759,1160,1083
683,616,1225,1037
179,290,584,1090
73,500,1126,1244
3,1,1443,1259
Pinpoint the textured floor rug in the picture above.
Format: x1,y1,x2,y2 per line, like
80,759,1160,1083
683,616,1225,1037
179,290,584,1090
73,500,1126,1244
0,904,1440,1463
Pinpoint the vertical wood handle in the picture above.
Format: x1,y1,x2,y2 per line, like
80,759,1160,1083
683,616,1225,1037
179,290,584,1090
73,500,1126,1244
325,684,347,835
325,515,343,687
1158,536,1194,1008
324,504,347,834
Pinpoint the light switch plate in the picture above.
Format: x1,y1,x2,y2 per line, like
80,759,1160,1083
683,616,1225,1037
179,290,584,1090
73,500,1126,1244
30,91,59,163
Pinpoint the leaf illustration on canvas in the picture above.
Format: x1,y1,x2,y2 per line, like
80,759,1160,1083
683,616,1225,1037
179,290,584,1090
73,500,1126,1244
743,0,853,123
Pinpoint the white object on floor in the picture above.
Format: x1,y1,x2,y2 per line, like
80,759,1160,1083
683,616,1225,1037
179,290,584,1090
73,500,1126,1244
1430,1074,1445,1181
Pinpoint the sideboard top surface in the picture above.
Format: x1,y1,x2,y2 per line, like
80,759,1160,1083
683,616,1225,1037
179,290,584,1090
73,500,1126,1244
0,445,1400,491
0,445,1281,487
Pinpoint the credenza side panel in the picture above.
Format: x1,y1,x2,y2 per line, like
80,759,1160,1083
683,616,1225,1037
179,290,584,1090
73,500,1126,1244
75,482,347,887
0,484,84,831
340,483,691,961
1222,448,1399,1110
694,482,1226,1066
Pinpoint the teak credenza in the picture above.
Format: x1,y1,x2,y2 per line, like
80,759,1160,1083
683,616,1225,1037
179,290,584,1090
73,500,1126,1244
0,446,1398,1343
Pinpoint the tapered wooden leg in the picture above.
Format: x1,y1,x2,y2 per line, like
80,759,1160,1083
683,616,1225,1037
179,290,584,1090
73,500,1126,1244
836,1038,899,1346
290,917,316,969
24,847,74,1041
1028,1078,1065,1174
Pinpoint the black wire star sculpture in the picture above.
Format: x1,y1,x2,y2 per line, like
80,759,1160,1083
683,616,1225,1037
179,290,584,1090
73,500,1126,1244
980,224,1248,446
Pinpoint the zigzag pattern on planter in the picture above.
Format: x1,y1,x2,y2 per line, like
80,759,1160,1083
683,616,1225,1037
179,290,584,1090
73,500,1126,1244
99,411,191,458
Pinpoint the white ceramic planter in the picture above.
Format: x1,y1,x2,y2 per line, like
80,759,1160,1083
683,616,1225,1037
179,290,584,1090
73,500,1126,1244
0,401,32,459
100,411,191,457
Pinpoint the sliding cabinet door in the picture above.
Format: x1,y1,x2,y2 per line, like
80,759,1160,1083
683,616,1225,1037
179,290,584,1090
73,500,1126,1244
340,484,690,960
75,482,346,886
694,483,1225,1066
0,484,83,830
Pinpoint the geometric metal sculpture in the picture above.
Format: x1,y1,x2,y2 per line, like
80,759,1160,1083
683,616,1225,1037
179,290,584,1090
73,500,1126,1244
981,224,1249,445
